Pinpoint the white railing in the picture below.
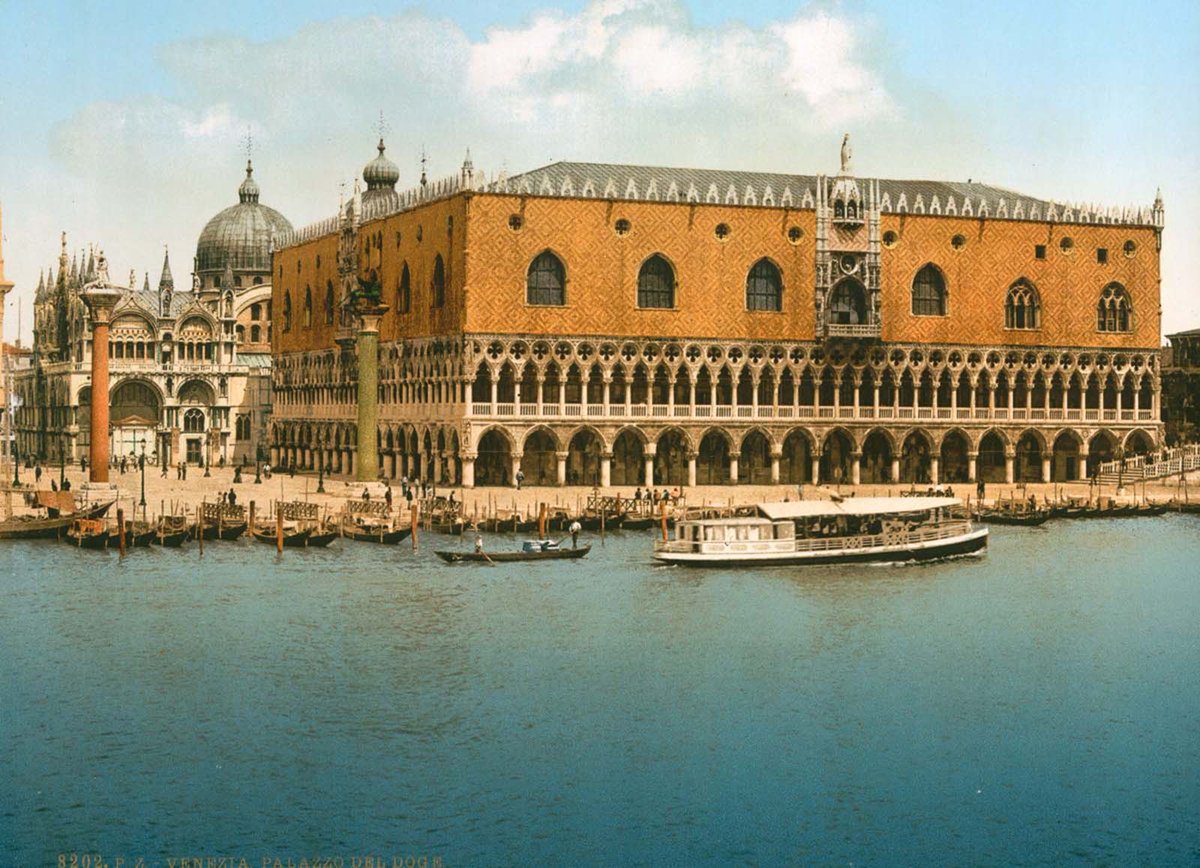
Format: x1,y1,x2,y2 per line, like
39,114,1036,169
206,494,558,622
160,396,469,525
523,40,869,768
656,520,973,556
1097,444,1200,481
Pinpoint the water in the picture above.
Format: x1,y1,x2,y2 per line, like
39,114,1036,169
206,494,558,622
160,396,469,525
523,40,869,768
3,518,1198,866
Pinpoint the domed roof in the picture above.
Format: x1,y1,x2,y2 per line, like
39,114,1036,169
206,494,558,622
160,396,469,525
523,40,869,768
363,139,400,192
195,161,293,275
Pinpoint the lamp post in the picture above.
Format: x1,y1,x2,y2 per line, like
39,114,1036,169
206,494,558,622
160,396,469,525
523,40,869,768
317,432,326,494
59,432,66,488
138,437,147,520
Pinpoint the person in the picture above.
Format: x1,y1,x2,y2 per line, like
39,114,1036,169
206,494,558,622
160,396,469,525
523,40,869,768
80,456,87,473
182,462,187,480
977,478,986,501
634,486,642,503
515,469,524,490
120,456,127,474
161,460,168,478
569,519,582,549
662,488,670,504
362,487,371,502
219,455,226,468
50,478,57,491
228,488,237,507
400,475,409,496
233,465,242,484
405,486,413,504
385,484,393,509
62,478,71,491
289,464,296,479
651,489,659,506
945,485,954,498
264,463,272,479
474,534,484,553
448,491,456,506
34,464,42,483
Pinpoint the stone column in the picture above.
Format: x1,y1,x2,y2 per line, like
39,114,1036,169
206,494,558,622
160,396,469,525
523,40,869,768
930,456,940,486
354,305,388,481
511,453,523,487
729,455,739,484
1004,450,1015,484
461,454,476,488
643,445,656,488
967,451,978,482
1041,454,1051,483
83,286,122,483
770,450,781,484
810,454,821,485
851,452,861,485
600,452,612,488
890,456,901,482
687,453,697,487
556,451,568,486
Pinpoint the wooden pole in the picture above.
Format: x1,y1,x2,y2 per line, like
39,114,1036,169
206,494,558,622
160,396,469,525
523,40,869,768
197,499,204,556
249,500,256,535
116,507,127,557
276,506,284,553
660,500,669,542
538,502,546,539
411,503,419,551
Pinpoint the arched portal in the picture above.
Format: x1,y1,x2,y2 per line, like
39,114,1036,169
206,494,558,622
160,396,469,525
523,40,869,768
697,430,731,485
828,278,868,325
612,429,645,487
1016,431,1043,482
739,430,772,485
567,429,602,485
1124,429,1154,456
978,431,1006,483
110,380,162,463
1051,430,1082,482
654,429,688,486
780,429,812,484
476,430,512,486
821,429,853,484
860,429,892,483
900,431,933,484
940,431,970,483
1088,430,1117,476
520,429,557,486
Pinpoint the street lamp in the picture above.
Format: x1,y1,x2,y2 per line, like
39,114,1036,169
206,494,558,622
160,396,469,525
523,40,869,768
59,432,66,488
138,437,147,520
11,435,19,488
317,431,326,494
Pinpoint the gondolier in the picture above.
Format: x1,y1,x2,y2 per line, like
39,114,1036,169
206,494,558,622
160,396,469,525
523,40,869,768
569,520,582,548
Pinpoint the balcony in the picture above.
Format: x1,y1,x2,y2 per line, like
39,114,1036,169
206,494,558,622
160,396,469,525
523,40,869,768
825,322,881,339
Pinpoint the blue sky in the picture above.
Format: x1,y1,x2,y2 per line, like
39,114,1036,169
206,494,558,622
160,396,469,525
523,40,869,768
2,0,1197,337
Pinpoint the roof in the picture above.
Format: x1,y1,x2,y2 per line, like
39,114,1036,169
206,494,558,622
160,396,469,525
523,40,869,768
239,352,272,369
757,497,961,520
1167,328,1200,339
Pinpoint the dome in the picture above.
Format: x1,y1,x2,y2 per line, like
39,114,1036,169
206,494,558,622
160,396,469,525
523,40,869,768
363,139,400,192
195,161,293,278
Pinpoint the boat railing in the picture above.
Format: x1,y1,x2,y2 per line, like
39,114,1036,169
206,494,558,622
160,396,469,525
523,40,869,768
655,519,974,555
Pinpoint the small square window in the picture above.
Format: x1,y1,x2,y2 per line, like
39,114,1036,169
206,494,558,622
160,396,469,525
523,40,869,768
1035,244,1046,260
1097,248,1108,264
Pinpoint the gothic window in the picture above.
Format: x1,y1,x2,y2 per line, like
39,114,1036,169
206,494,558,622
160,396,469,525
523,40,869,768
847,201,857,220
282,292,292,332
432,255,445,308
834,200,845,219
637,254,675,309
911,264,947,316
398,263,411,313
324,280,335,325
303,285,312,328
527,251,566,306
1005,279,1040,330
235,414,251,441
829,279,868,324
1097,283,1131,332
250,303,261,320
183,408,205,433
745,258,782,311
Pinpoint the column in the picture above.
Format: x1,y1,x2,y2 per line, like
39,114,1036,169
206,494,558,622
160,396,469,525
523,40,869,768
729,455,739,484
1041,454,1051,483
1004,450,1015,484
536,376,545,415
930,455,940,486
511,453,523,486
687,453,697,487
851,452,861,485
600,452,612,487
490,376,499,414
556,451,568,486
890,456,900,482
644,445,656,488
355,304,388,481
83,286,122,483
770,450,781,484
967,452,978,482
461,454,476,488
810,454,820,485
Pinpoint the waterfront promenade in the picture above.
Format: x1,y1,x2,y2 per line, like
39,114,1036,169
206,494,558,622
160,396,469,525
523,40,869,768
4,460,1198,523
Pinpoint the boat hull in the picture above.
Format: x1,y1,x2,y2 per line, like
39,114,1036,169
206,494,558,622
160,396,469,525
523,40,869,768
653,528,988,567
436,544,591,563
341,527,412,544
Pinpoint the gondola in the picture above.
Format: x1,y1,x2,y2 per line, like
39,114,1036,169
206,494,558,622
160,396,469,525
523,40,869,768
304,526,339,548
113,520,157,548
436,540,591,563
252,525,312,547
66,518,110,550
340,523,412,544
975,509,1051,527
617,516,658,531
153,515,190,547
0,498,114,540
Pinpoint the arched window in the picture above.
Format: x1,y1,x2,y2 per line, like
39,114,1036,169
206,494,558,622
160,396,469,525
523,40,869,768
911,264,947,316
828,279,867,324
527,251,566,305
1097,283,1131,332
282,292,292,332
637,254,675,309
1005,279,1040,329
303,285,312,328
250,303,261,320
834,199,845,219
324,281,334,325
432,255,445,308
250,324,261,343
397,263,411,314
746,259,782,311
183,408,205,433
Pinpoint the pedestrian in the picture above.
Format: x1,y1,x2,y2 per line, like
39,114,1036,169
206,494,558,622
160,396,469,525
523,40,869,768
289,464,296,479
474,533,484,554
448,491,456,506
228,488,237,507
515,469,524,490
652,489,659,506
634,486,642,503
50,478,57,491
362,487,371,502
385,485,393,509
405,486,413,504
62,478,70,491
182,462,188,480
976,478,985,501
34,464,42,483
80,456,87,472
569,519,582,549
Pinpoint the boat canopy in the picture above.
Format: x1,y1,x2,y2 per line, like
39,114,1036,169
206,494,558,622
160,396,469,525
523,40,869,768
757,497,960,520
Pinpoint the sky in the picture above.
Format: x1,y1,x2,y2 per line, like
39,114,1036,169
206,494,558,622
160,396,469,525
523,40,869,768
1,0,1197,341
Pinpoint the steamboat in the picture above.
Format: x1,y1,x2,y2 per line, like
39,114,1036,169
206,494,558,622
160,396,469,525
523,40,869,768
652,496,987,567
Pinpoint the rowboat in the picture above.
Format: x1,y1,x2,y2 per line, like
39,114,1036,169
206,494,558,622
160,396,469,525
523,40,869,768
252,525,312,547
975,509,1051,526
66,518,110,550
436,540,591,563
0,499,114,540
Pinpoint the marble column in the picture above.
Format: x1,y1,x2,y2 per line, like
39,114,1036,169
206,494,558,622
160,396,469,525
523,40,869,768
556,451,568,486
83,285,122,483
729,455,739,485
967,451,978,482
930,456,940,486
769,450,781,484
461,454,476,488
355,304,388,482
600,452,612,488
687,453,697,488
643,446,656,489
851,452,861,485
1004,451,1015,484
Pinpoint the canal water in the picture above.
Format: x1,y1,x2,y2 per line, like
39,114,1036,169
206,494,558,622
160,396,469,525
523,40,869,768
2,517,1198,866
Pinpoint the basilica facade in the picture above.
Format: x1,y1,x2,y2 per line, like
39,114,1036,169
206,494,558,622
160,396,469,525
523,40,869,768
14,162,291,468
270,138,1164,488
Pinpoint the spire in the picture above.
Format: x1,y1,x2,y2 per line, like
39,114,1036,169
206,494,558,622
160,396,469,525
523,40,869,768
419,146,428,189
143,272,150,292
159,246,174,292
239,159,260,204
461,148,474,187
86,244,96,281
0,204,10,289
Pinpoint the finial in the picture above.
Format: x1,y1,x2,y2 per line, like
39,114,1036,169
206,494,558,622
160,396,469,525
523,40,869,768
243,126,254,163
420,146,428,188
375,110,388,142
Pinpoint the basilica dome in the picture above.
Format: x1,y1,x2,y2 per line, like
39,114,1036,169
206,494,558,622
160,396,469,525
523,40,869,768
194,161,293,289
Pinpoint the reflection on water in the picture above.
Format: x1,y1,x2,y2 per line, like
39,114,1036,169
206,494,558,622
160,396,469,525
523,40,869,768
2,517,1198,864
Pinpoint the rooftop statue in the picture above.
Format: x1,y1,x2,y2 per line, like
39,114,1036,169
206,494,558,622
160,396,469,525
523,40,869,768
840,133,853,174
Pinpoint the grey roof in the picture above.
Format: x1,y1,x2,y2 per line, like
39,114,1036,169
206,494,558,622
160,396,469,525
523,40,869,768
239,352,273,369
195,163,293,275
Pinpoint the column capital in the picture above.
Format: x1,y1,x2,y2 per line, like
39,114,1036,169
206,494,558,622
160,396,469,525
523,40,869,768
356,303,390,334
83,286,122,324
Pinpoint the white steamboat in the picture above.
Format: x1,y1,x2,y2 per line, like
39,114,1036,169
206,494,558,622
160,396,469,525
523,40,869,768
653,496,987,567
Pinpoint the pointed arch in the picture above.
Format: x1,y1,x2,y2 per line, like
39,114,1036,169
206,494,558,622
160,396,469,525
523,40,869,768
637,253,675,309
431,254,446,308
1097,283,1132,332
1005,278,1040,329
746,258,782,312
527,250,566,306
911,263,947,316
